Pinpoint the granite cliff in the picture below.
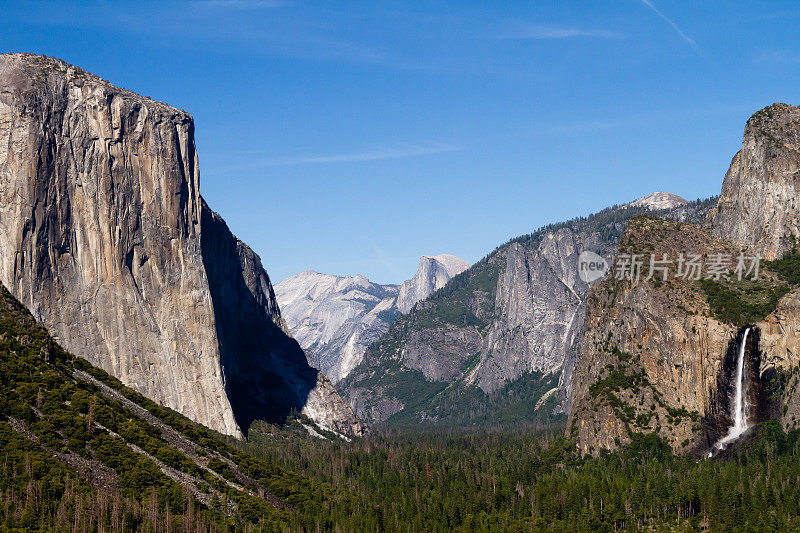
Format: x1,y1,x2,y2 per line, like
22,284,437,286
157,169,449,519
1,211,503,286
708,103,800,260
0,53,362,438
396,254,470,314
569,103,800,455
340,196,715,426
275,271,400,384
275,254,468,384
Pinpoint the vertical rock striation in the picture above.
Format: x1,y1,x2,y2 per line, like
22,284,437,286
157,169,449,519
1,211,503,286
341,197,716,426
0,53,362,437
396,254,470,314
275,254,469,384
708,103,800,260
567,218,738,454
570,104,800,455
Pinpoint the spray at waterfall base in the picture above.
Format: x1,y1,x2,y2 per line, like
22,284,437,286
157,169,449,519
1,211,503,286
705,326,783,457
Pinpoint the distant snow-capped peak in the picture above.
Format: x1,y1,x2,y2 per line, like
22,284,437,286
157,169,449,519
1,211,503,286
627,192,689,211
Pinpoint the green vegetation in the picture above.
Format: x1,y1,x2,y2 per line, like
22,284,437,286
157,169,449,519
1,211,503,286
385,371,564,429
349,196,719,430
0,284,350,531
698,277,789,325
409,254,502,330
697,246,800,326
588,368,648,398
241,419,800,532
7,274,800,530
764,247,800,285
386,198,718,338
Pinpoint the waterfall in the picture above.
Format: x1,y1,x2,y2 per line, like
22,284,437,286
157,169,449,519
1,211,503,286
710,327,751,455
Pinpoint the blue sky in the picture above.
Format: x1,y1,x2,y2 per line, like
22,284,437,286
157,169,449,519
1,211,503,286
2,1,799,284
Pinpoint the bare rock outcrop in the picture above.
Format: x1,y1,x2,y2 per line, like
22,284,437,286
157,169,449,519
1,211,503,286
275,254,468,385
0,53,362,437
568,215,800,455
708,103,800,260
569,104,800,456
567,218,738,454
396,254,469,314
341,199,715,426
275,271,400,384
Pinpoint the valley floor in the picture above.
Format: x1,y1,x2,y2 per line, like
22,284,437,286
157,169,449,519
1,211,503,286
242,420,800,532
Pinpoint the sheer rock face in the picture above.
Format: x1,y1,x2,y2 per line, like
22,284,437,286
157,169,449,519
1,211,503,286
275,271,400,384
396,254,469,314
0,53,363,438
275,254,468,384
339,230,598,425
757,289,800,427
567,218,738,455
567,216,800,456
570,105,800,455
341,200,715,426
708,103,800,260
470,230,603,404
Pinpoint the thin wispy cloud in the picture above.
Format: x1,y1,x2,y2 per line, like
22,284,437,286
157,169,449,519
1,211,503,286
495,24,623,40
638,0,709,62
259,143,462,167
192,0,291,9
755,50,800,64
202,142,462,175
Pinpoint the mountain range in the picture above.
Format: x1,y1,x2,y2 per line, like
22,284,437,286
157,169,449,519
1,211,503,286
275,254,469,384
3,52,800,467
336,193,716,426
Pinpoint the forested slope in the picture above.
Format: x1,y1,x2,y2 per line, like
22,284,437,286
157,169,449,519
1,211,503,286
0,283,353,531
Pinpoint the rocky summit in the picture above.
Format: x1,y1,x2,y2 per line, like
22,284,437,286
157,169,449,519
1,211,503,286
627,191,689,211
340,195,715,426
708,103,800,260
569,103,800,455
275,254,469,384
396,254,470,314
0,53,363,438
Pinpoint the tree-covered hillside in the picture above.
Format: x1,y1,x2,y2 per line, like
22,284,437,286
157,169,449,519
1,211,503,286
6,276,800,531
0,283,353,531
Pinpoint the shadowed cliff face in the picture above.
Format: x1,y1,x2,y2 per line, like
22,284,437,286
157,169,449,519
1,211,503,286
0,53,363,437
201,205,364,435
703,327,782,449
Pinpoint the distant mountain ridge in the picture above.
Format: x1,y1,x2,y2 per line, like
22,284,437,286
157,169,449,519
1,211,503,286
275,254,470,383
339,193,717,427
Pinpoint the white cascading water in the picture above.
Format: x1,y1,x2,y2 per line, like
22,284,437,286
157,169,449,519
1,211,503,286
710,327,751,455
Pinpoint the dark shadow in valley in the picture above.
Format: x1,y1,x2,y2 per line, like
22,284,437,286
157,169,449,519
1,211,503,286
200,200,317,434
